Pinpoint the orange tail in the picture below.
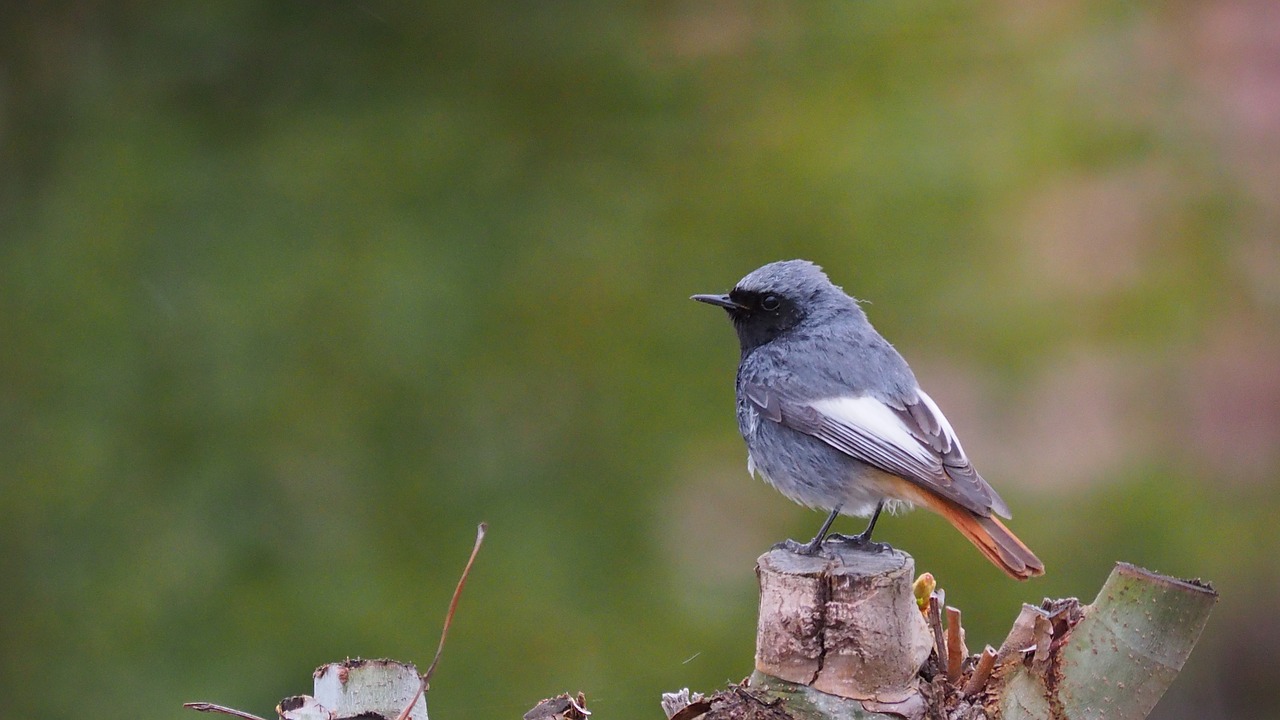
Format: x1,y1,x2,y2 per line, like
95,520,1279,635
922,495,1045,580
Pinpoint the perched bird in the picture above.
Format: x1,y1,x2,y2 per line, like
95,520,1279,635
693,260,1044,579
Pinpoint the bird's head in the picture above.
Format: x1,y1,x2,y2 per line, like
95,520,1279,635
692,259,857,353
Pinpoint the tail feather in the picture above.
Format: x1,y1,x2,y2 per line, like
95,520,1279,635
966,513,1045,580
919,493,1046,580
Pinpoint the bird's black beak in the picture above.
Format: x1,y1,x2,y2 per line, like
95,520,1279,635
691,293,747,311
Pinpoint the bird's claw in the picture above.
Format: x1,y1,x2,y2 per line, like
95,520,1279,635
772,538,823,555
772,535,891,556
825,533,891,553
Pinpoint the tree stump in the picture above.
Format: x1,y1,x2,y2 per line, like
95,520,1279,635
754,544,932,706
311,659,427,720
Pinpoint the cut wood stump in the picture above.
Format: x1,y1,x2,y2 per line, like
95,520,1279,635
754,543,933,708
300,659,427,720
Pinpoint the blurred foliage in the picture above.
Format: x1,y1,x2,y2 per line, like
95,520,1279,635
2,3,1278,720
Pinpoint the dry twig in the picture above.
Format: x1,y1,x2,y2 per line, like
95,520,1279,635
962,645,998,698
927,591,947,665
394,522,488,720
182,703,269,720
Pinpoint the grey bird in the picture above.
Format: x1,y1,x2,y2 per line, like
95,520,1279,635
693,260,1044,579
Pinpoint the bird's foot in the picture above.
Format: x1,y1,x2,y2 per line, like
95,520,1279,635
772,537,826,556
825,532,891,553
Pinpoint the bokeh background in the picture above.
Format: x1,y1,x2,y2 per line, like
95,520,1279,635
3,3,1278,719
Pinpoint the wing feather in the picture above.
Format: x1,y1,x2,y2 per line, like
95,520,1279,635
743,382,1008,518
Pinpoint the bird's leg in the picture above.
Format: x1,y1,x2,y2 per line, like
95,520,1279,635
827,501,889,552
771,507,841,555
855,500,884,542
802,507,841,554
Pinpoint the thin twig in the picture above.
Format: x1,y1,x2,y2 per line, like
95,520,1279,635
425,521,487,684
945,606,964,682
928,591,947,665
962,645,998,697
183,703,270,720
394,522,488,720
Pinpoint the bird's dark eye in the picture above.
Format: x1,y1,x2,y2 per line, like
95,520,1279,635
760,294,781,311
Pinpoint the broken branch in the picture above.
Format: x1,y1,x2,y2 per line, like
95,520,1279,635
945,606,964,682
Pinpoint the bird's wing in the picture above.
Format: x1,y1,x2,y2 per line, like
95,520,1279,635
743,382,1009,518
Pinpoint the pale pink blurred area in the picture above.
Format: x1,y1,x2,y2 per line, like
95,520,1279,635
1015,166,1182,301
1182,312,1280,482
1006,349,1156,490
1186,0,1280,207
1232,235,1280,309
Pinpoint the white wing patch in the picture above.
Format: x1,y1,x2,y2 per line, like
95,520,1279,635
916,389,966,458
809,395,936,464
742,404,760,435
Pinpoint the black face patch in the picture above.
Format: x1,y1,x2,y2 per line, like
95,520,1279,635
726,289,806,353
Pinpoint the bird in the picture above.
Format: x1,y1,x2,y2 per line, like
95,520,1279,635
692,259,1044,579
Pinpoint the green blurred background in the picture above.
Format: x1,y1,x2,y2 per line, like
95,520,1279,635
2,3,1277,719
